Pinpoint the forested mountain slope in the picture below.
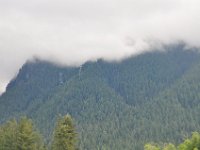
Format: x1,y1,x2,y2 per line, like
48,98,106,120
1,45,200,149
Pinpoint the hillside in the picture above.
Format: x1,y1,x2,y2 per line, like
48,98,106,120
1,45,200,149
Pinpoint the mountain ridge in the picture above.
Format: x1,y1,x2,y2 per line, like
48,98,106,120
1,45,200,149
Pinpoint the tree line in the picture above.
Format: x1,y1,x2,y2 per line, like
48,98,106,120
1,115,200,150
0,115,77,150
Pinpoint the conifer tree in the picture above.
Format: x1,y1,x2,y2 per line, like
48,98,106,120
0,117,46,150
0,119,18,150
51,114,77,150
17,117,45,150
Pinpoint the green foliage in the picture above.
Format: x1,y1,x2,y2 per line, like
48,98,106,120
1,45,200,149
0,119,18,150
17,117,45,150
163,144,176,150
144,143,177,150
144,144,160,150
178,132,200,150
51,114,77,150
0,117,45,150
145,132,200,150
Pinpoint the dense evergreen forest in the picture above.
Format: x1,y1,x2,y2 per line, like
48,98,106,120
0,44,200,149
1,116,200,150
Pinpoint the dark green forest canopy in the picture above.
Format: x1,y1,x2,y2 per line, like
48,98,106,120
1,44,200,149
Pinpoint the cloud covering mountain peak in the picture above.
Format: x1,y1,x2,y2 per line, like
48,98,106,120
0,0,200,93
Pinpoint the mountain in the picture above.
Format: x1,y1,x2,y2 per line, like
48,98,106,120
1,44,200,149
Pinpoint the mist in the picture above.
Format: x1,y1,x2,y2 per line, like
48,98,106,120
0,0,200,94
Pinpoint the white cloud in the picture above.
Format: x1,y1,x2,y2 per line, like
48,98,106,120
0,0,200,93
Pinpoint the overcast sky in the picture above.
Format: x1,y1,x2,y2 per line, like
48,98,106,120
0,0,200,93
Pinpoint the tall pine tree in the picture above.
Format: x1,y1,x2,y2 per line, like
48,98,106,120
51,114,77,150
0,117,45,150
17,117,45,150
0,119,18,150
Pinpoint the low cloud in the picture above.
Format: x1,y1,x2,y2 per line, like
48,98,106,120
0,0,200,93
